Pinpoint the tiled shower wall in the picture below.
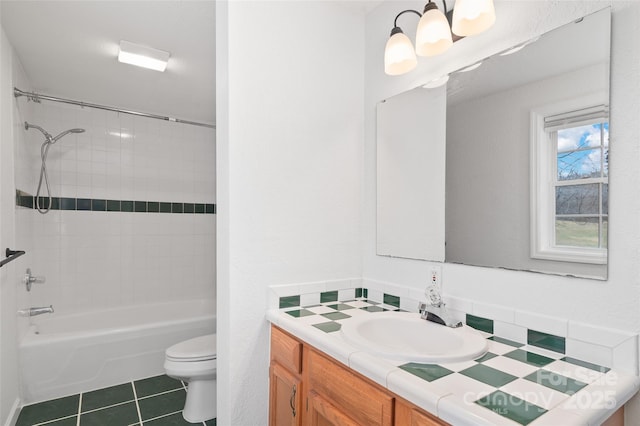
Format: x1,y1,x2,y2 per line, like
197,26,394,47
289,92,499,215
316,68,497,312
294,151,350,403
15,101,216,314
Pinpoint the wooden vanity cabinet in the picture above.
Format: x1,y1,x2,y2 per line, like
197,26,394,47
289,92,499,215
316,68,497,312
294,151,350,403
269,326,303,426
269,325,447,426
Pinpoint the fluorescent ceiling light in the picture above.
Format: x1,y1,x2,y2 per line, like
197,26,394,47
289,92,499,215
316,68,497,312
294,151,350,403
118,40,170,72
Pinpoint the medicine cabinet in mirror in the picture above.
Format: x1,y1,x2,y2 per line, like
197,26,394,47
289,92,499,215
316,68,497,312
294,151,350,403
376,8,610,279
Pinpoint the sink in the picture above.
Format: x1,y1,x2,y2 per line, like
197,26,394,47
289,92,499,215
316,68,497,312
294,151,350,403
340,311,488,363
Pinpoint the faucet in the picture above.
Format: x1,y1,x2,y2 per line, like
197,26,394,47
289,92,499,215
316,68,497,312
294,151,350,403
18,305,54,317
418,286,462,328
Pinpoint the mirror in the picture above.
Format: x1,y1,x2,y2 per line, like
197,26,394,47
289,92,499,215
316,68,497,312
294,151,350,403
376,8,610,279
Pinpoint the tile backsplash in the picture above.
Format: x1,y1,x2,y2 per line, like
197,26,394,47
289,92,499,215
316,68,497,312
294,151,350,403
269,278,638,375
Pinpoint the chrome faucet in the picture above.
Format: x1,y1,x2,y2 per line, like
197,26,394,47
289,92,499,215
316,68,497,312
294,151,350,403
418,286,462,328
18,305,54,317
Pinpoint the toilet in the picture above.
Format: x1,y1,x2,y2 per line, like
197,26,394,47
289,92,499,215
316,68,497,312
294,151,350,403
164,334,217,423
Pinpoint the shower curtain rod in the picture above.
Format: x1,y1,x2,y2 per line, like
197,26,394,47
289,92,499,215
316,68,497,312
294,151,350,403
13,87,216,129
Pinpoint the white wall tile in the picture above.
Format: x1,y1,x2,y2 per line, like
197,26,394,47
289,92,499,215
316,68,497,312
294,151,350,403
16,101,216,315
472,302,515,324
565,338,612,369
515,310,568,337
568,321,636,348
493,320,527,344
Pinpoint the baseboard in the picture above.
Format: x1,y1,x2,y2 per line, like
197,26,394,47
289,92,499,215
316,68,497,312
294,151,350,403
3,398,20,426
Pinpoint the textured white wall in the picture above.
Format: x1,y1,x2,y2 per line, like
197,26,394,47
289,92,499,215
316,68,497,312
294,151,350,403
364,0,640,419
0,26,20,426
217,1,365,424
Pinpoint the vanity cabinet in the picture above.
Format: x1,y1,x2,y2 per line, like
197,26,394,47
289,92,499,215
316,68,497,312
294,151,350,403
269,326,303,426
269,325,448,426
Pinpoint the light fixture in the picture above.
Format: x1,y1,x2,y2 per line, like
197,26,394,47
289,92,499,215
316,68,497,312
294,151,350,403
451,0,496,37
415,2,452,57
118,40,170,72
384,0,496,76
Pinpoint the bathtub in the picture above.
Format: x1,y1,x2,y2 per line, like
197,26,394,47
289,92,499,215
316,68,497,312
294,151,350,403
19,299,215,404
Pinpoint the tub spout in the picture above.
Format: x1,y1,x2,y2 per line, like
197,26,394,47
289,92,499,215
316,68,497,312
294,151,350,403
18,305,54,317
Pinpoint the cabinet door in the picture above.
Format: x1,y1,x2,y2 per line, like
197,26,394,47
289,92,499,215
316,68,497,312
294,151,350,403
395,398,449,426
269,363,302,426
307,349,393,426
308,391,359,426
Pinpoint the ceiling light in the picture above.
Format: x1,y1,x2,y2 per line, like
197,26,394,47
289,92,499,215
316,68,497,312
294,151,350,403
384,0,496,76
118,40,170,72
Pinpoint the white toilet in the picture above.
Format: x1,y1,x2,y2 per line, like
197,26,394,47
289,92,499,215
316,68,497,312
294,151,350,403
164,334,217,423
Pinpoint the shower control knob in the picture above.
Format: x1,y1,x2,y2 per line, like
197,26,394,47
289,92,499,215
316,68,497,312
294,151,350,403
24,268,45,292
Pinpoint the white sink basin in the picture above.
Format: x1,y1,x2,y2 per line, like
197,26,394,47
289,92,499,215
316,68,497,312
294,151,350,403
340,311,488,363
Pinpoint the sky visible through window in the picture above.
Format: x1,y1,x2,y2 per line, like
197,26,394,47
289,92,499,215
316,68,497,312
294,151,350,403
557,122,608,181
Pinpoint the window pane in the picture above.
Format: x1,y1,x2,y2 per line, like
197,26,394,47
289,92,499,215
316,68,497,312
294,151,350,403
557,123,602,152
557,148,602,180
602,183,608,214
556,184,599,214
602,217,608,249
555,217,600,248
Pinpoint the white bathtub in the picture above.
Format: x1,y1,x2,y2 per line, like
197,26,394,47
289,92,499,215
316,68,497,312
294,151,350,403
19,299,215,404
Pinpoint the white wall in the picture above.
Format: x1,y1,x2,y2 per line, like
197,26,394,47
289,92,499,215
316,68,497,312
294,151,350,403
217,1,365,424
1,25,31,425
13,101,216,315
364,0,640,419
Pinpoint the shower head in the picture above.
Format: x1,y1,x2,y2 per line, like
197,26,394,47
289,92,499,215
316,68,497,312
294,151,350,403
51,128,85,143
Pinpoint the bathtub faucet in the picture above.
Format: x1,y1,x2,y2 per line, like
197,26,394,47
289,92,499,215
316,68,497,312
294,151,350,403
18,305,54,317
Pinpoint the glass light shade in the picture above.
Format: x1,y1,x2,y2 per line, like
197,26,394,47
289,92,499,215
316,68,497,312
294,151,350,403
451,0,496,37
415,8,453,57
384,31,417,76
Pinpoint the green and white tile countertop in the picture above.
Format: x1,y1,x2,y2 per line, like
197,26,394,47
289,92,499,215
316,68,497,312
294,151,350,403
266,291,640,426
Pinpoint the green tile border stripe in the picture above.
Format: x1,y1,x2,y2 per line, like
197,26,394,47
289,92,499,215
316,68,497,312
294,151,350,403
383,293,400,308
528,329,566,354
466,314,494,334
16,190,215,214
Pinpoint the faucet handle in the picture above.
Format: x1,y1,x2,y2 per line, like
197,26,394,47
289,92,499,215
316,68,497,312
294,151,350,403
425,284,442,306
24,268,46,292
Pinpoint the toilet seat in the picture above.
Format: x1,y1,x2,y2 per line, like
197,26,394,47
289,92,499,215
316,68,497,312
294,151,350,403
166,334,216,362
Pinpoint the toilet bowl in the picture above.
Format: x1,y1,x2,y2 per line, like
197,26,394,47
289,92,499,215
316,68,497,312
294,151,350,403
164,334,216,423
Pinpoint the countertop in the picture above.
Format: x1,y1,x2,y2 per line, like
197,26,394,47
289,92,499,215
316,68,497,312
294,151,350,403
266,298,640,426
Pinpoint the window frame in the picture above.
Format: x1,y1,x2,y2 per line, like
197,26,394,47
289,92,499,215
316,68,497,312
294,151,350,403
530,94,608,265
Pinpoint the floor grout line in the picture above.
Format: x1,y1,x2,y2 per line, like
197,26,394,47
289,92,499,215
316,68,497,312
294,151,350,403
33,414,78,426
142,410,183,423
76,393,82,426
131,381,144,426
136,387,185,401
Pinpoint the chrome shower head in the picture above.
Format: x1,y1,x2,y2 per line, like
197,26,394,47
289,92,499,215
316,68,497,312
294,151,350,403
51,128,85,143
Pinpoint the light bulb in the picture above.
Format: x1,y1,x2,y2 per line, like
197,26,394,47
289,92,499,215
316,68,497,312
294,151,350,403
452,0,496,37
384,29,417,76
415,4,453,57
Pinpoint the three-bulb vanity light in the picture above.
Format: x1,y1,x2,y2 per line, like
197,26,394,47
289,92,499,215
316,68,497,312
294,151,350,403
384,0,496,76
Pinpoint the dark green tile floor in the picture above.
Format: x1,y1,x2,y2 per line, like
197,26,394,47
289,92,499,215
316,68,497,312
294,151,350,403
16,375,216,426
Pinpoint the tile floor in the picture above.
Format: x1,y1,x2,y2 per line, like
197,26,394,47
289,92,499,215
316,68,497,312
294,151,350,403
16,375,216,426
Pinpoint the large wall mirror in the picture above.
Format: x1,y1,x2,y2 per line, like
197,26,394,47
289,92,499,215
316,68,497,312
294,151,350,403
376,8,610,279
